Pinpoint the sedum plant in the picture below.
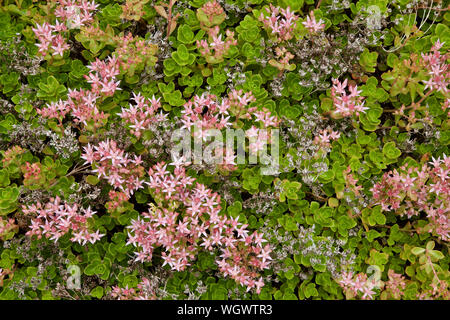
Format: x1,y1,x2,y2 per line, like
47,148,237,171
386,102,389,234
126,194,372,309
0,0,448,301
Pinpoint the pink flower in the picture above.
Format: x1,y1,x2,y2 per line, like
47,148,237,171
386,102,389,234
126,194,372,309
118,94,164,139
246,126,259,138
331,78,368,117
372,158,449,242
81,144,96,164
302,11,325,33
24,197,103,245
127,161,271,292
38,57,119,128
88,230,105,244
253,108,280,127
32,1,99,57
314,128,341,147
100,78,121,96
259,5,299,42
51,35,70,56
82,140,145,202
196,26,237,62
257,244,272,263
254,277,265,294
361,284,376,300
420,40,449,94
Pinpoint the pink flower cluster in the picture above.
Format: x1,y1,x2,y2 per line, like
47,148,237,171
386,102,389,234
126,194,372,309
417,278,450,300
370,155,450,241
127,162,271,293
179,91,279,169
244,109,280,155
107,190,130,211
200,0,224,17
181,92,237,137
421,40,449,94
338,271,378,300
226,89,258,119
384,270,406,299
273,46,295,69
81,139,146,198
302,11,325,34
111,278,156,300
32,0,98,57
343,165,363,196
37,57,121,127
117,93,167,139
245,126,273,154
68,89,109,127
197,26,237,63
1,146,25,167
84,56,121,96
21,162,43,187
22,196,104,245
113,32,158,72
54,0,98,29
259,5,299,42
253,108,280,128
226,89,279,127
331,78,368,117
180,92,238,169
313,128,341,148
32,22,69,57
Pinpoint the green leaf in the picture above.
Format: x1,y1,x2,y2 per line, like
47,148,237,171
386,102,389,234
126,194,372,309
278,215,299,231
0,169,10,187
0,72,20,94
227,201,242,217
314,207,334,227
360,48,378,73
26,266,38,276
123,275,138,288
337,214,357,231
90,286,104,299
368,206,386,226
135,191,148,204
304,283,318,298
177,24,195,44
37,76,67,102
367,229,382,242
280,0,304,10
369,150,384,163
383,141,401,159
318,170,334,183
84,263,98,276
386,53,398,68
366,249,389,269
429,250,444,261
0,186,19,215
172,44,196,66
411,247,425,256
86,175,99,185
210,284,228,300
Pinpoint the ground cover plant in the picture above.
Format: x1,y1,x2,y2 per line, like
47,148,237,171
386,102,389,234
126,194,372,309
0,0,449,300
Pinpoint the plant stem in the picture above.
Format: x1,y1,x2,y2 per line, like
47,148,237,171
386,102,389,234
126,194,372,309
384,89,433,113
166,0,175,40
